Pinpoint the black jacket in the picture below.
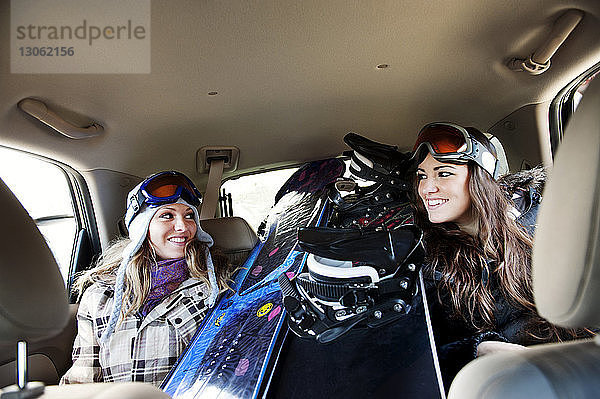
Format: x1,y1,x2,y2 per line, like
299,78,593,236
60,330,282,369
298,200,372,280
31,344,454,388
425,166,547,390
426,272,545,390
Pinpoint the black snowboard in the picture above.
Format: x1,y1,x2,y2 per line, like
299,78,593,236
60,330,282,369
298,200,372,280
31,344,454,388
266,274,445,398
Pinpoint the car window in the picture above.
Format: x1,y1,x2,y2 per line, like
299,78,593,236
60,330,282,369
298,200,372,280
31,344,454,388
221,167,298,232
0,147,77,282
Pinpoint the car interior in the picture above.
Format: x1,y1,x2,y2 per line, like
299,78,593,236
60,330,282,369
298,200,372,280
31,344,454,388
1,0,600,397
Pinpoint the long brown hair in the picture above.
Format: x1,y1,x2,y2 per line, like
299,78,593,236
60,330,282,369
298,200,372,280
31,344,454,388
412,160,582,341
74,238,232,320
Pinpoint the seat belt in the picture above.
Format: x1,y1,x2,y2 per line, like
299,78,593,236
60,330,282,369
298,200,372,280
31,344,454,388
200,158,225,220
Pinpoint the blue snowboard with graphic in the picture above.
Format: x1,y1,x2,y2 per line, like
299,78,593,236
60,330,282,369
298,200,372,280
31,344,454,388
162,158,345,398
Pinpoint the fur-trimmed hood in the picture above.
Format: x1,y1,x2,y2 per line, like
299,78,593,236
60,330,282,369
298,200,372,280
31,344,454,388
498,165,547,234
498,165,547,198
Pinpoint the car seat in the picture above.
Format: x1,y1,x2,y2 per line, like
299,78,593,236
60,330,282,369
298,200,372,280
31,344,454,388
447,78,600,397
0,304,78,386
0,178,169,398
200,216,258,267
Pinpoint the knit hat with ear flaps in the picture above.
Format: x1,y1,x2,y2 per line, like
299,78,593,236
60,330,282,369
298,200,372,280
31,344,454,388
99,180,218,344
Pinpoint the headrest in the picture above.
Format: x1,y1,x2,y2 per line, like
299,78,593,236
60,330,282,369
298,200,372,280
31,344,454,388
532,77,600,328
0,178,68,343
200,217,258,254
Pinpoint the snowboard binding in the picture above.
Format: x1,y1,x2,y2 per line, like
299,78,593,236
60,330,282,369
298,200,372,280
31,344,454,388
327,133,415,229
280,224,424,343
279,133,424,343
344,132,413,189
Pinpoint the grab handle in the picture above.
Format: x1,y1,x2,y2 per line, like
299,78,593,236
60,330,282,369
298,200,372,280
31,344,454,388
18,98,104,140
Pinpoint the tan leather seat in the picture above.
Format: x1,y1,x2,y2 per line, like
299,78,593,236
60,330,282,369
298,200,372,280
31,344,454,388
201,216,259,266
448,77,600,398
0,178,168,398
0,304,78,386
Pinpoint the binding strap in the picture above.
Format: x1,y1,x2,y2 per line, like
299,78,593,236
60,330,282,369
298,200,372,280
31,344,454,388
349,152,411,190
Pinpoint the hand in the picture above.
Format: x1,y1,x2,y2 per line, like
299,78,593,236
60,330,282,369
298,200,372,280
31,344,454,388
476,340,528,357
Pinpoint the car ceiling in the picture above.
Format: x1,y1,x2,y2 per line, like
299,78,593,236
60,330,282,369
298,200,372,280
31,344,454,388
1,0,600,186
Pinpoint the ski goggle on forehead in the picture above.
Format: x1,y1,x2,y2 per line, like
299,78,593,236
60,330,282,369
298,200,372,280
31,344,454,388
412,122,498,178
129,171,202,213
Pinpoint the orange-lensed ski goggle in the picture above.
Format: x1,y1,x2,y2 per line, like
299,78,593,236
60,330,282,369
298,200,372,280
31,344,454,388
140,171,202,207
412,122,498,177
126,171,202,226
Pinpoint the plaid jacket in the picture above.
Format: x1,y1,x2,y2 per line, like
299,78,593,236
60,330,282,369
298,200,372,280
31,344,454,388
60,278,210,387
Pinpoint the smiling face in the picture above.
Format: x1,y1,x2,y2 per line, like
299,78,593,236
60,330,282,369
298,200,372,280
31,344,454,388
148,203,197,260
417,153,473,227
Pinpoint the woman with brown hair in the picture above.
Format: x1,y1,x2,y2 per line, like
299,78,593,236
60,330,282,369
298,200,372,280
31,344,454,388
61,171,232,386
412,122,586,388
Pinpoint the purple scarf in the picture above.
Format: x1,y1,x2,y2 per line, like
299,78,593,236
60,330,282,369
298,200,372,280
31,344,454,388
140,258,190,317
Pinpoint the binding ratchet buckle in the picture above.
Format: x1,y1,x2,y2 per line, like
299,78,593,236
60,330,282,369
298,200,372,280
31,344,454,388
279,224,424,343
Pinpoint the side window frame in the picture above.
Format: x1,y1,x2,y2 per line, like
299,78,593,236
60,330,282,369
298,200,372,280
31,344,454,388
549,62,600,156
0,147,101,300
61,163,102,298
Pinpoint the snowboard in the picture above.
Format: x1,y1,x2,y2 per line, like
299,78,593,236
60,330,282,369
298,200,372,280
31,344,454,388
161,158,345,398
266,273,445,398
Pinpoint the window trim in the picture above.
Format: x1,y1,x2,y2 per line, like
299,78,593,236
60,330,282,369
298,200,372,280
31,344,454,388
0,146,101,294
61,163,102,293
549,62,600,157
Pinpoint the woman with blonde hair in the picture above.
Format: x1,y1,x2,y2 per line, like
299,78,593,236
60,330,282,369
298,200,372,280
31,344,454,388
61,171,231,386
